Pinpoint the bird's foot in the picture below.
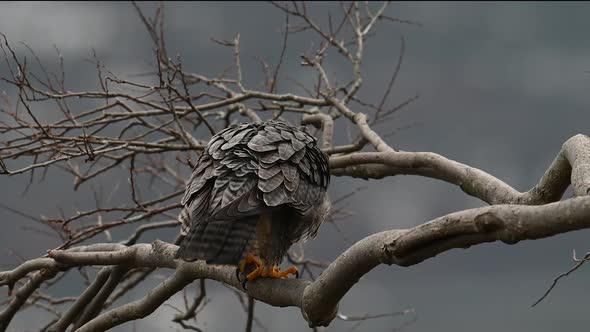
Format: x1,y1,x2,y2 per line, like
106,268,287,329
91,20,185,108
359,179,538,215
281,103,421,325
261,266,299,279
237,254,299,289
242,265,299,289
240,253,263,273
236,253,263,284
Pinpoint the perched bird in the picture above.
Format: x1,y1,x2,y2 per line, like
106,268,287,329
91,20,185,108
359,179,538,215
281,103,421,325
176,120,331,282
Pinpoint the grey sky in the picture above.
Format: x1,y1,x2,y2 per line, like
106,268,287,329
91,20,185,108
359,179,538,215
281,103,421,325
2,2,590,331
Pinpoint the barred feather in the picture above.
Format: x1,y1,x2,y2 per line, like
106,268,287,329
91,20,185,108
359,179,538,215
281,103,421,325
176,120,331,266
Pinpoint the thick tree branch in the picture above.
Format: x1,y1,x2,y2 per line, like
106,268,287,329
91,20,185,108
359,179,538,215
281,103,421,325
1,193,588,329
0,268,58,330
331,134,589,205
302,112,334,150
72,266,128,329
47,267,113,332
0,258,60,290
76,267,192,332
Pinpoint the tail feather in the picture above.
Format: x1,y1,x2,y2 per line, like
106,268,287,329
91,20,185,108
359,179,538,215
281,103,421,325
176,216,258,265
177,188,268,265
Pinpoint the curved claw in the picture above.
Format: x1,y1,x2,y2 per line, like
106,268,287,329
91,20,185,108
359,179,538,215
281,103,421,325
241,277,249,290
237,253,263,288
295,269,300,279
235,267,242,282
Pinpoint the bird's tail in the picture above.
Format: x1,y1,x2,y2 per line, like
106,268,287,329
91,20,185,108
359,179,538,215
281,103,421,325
175,216,258,266
176,188,267,265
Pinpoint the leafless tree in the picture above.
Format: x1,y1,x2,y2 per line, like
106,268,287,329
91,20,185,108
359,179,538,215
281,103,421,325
0,2,587,331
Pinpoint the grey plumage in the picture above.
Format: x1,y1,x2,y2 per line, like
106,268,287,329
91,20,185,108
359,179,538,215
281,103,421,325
176,120,331,267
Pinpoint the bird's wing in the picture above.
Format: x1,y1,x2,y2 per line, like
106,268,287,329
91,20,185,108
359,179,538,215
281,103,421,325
178,151,213,236
177,124,267,264
249,122,330,213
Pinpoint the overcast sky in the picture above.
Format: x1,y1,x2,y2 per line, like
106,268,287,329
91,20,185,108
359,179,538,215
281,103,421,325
2,2,590,332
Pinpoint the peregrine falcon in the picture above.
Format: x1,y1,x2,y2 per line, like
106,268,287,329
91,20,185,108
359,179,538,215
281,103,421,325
176,120,331,282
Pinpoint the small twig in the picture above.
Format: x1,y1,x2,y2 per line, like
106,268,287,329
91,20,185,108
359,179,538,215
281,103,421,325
532,249,590,307
270,13,290,93
245,296,255,332
374,36,405,122
129,155,145,209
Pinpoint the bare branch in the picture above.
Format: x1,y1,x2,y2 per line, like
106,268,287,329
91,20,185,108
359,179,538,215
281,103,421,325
72,266,128,329
47,267,113,332
302,112,334,150
330,134,589,205
76,267,192,332
532,250,590,307
3,193,590,329
0,268,58,330
245,296,255,332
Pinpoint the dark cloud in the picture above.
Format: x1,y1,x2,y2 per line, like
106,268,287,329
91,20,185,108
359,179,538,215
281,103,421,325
1,2,590,331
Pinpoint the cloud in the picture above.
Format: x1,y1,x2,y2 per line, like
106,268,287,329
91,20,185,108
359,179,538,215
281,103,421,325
0,2,123,56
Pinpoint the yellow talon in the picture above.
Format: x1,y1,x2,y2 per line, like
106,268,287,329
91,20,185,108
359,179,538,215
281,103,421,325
239,253,299,288
246,266,263,281
240,253,262,273
263,266,298,279
246,265,298,281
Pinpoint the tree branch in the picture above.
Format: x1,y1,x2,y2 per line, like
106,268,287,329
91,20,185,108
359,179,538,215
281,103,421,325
47,267,113,332
1,193,589,329
331,134,589,205
302,112,334,150
0,268,58,330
